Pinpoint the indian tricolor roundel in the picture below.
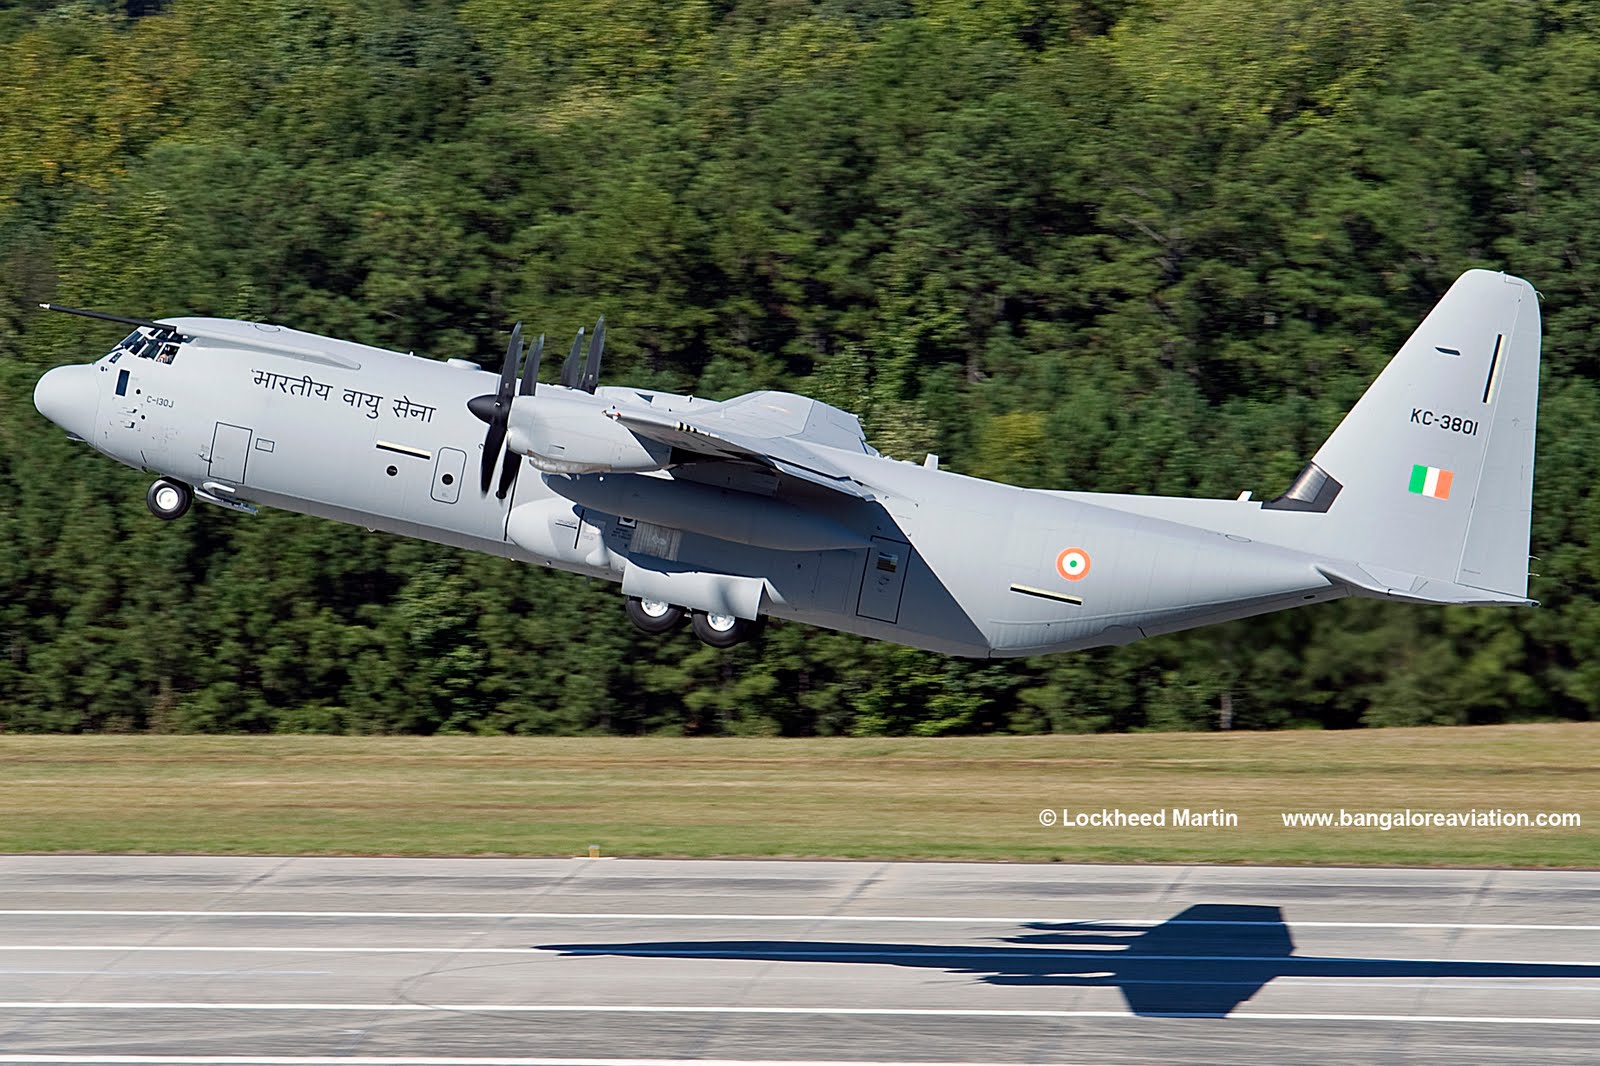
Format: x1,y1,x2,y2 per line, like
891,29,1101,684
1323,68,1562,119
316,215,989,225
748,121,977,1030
1056,547,1091,581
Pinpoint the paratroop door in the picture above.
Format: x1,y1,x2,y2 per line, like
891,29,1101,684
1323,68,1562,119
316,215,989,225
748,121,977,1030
856,536,910,623
208,422,252,483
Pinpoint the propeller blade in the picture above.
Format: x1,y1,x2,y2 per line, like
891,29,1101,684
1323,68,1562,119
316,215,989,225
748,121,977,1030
520,334,544,396
560,327,584,388
579,315,605,393
495,447,522,499
481,418,507,493
500,321,524,396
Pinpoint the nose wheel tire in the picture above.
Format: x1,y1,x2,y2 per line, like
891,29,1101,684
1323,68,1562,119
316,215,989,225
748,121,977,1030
690,610,762,648
146,478,193,521
624,596,687,634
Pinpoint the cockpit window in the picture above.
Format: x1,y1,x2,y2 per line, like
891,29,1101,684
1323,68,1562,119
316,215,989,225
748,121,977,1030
112,328,180,364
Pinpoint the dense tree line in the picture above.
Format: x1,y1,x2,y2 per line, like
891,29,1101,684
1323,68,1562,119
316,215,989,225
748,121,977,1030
2,0,1597,734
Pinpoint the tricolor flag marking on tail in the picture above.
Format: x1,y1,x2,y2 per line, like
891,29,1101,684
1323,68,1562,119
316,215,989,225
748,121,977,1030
1408,464,1454,500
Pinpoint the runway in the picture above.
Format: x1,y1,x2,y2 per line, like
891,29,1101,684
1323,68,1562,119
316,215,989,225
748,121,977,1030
0,856,1596,1064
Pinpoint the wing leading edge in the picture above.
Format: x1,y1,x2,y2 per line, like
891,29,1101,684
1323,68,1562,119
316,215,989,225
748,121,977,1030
607,390,880,500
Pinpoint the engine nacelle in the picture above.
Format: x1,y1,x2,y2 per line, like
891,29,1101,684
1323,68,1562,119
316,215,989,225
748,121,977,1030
505,390,670,475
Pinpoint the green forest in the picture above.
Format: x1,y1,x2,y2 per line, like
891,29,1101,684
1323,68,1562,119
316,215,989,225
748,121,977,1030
2,0,1597,736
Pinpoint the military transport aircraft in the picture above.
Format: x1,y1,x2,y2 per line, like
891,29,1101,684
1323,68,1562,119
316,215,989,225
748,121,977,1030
32,269,1539,654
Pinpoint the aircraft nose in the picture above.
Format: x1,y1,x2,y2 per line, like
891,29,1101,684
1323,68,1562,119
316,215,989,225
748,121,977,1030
34,364,100,439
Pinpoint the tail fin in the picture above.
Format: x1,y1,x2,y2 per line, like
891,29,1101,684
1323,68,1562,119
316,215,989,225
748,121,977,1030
1277,270,1540,600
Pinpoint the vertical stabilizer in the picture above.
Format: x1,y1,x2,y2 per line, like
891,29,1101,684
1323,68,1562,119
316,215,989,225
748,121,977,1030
1299,270,1539,598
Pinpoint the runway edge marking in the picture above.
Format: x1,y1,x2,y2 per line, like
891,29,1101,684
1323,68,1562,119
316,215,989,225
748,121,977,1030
4,911,1599,932
0,1057,1143,1066
0,1058,1146,1066
0,1003,1596,1026
6,946,1600,967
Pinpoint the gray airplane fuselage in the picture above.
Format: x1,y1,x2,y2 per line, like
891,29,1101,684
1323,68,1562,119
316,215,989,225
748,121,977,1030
38,270,1540,658
41,319,1344,658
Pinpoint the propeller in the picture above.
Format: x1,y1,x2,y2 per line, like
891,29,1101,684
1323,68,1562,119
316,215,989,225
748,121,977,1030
495,332,544,499
558,316,605,392
468,314,604,501
467,321,523,494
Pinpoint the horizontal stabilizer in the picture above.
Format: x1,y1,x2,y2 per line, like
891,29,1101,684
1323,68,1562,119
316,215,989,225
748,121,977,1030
1316,562,1535,607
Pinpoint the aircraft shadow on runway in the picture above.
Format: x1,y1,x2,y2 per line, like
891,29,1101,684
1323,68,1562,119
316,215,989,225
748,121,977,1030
538,903,1600,1017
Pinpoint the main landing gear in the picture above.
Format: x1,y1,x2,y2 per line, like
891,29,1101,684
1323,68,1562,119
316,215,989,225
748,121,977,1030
690,609,763,648
145,478,192,521
623,597,763,648
624,597,686,634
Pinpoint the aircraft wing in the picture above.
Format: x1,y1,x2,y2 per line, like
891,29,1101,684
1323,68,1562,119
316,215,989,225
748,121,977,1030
607,390,880,500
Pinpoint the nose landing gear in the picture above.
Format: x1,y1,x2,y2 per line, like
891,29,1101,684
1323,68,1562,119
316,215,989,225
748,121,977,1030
145,478,192,521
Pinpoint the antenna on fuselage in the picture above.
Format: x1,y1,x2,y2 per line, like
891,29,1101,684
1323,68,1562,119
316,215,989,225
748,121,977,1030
38,304,175,334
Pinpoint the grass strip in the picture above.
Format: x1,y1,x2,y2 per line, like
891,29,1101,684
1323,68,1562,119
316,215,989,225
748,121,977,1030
0,723,1594,866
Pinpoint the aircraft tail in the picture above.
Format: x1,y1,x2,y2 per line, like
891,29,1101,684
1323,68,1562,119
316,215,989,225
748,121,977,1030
1269,270,1540,602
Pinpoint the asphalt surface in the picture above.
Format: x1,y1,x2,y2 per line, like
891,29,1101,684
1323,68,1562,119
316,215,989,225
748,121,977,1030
0,855,1596,1065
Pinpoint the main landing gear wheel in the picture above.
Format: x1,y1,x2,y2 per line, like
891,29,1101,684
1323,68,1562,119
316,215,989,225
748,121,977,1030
690,610,763,648
145,478,192,521
624,596,687,635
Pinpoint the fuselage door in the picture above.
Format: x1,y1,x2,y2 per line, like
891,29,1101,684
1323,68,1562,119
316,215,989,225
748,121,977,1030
857,535,911,624
431,447,467,504
208,422,252,484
